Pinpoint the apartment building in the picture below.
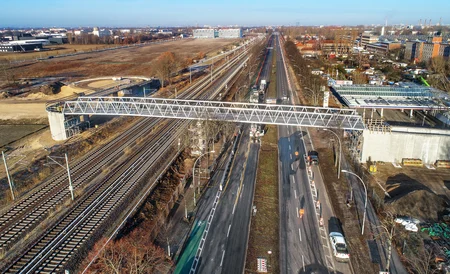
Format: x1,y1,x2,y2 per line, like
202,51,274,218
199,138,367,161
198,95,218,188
360,34,379,47
404,35,449,62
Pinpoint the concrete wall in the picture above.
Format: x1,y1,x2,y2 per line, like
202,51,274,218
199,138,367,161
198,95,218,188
48,111,67,141
360,126,450,163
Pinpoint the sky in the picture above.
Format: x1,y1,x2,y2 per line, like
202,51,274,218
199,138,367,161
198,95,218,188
0,0,448,28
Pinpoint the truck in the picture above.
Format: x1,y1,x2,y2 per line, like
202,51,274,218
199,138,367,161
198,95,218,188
260,79,267,92
307,151,319,165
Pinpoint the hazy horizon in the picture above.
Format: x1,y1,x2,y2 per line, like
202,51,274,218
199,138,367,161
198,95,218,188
1,0,448,28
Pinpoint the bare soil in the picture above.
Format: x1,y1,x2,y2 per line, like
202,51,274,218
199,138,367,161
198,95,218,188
373,164,450,221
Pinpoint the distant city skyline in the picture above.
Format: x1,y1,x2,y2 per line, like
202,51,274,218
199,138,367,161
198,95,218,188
0,0,448,28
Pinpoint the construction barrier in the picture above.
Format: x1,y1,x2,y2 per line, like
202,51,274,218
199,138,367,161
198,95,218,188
435,160,450,169
402,158,423,167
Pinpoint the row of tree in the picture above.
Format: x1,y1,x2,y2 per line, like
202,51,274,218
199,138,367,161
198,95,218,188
284,40,327,105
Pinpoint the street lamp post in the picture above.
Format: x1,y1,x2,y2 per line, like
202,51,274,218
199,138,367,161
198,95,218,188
303,87,319,106
341,170,367,235
192,150,215,206
323,129,342,179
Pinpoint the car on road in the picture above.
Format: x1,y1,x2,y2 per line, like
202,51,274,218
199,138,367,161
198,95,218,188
329,232,350,262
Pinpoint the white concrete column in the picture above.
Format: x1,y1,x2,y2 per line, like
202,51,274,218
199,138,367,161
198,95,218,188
410,109,414,118
380,108,384,118
48,111,67,141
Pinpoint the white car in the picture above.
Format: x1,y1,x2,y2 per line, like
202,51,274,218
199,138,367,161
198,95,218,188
329,232,350,262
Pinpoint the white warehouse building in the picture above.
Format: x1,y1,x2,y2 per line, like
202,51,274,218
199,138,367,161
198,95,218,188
193,29,217,39
193,28,242,39
218,28,242,38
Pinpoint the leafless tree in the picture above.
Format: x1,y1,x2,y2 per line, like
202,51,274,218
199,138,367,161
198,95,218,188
153,52,179,88
428,56,450,92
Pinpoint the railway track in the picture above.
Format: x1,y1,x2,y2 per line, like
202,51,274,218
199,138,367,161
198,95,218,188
0,41,256,272
0,45,249,252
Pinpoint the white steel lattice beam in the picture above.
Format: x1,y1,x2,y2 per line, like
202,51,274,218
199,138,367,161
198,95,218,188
61,97,365,130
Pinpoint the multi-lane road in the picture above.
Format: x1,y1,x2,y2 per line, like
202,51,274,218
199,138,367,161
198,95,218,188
275,33,352,274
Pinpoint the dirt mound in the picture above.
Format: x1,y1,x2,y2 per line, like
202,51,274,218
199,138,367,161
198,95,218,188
387,189,447,221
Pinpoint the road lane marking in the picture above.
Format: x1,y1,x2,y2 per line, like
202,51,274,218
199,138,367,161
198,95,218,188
296,207,299,218
220,250,225,266
289,145,291,150
288,137,290,142
302,255,305,272
227,224,231,237
294,190,297,199
299,228,302,241
290,154,292,160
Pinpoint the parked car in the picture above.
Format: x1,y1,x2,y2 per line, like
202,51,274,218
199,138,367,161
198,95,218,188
329,232,350,262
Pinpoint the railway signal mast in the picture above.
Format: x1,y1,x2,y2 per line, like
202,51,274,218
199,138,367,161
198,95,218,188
46,153,75,201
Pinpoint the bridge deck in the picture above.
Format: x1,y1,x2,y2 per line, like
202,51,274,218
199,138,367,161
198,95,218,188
60,97,365,130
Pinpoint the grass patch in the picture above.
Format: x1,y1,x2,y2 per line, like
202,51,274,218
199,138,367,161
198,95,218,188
267,49,277,99
245,125,279,273
0,124,47,147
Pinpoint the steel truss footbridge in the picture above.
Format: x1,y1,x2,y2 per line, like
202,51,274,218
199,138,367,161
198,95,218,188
57,97,365,130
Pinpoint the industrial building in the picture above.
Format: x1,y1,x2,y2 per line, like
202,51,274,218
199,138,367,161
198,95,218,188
193,28,242,39
331,83,450,164
0,41,44,52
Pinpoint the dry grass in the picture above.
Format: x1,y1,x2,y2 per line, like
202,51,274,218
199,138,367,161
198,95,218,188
245,125,279,273
5,39,240,79
0,44,118,62
267,48,277,99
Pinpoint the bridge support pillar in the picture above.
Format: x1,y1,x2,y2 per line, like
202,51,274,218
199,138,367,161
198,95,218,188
48,111,68,141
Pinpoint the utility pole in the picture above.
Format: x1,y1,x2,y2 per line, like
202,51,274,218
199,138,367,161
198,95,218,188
2,151,15,200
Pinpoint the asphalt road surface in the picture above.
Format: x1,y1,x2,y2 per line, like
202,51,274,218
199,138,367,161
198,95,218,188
275,33,352,274
177,124,260,274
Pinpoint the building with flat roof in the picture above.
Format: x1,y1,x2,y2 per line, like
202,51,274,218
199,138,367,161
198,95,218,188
365,41,401,55
334,82,450,164
0,41,43,52
360,34,379,47
404,35,449,62
193,28,242,39
218,28,242,38
193,29,217,39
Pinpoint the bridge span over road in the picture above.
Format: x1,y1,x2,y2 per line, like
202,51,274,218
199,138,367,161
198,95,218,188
51,96,365,134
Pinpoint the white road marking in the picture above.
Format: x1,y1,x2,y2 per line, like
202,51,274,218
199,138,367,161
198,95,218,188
296,207,299,218
289,145,291,150
288,137,290,142
220,250,226,266
294,190,297,199
299,228,302,241
302,255,305,271
232,203,236,215
227,224,231,237
290,154,292,160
